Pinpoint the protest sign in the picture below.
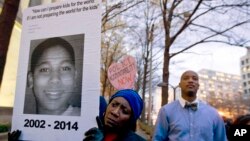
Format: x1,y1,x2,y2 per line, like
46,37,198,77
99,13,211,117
108,55,137,90
11,0,101,140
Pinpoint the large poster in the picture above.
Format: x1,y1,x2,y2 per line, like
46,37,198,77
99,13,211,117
12,0,101,140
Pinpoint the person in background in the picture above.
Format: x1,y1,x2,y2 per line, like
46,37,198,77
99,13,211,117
83,89,146,141
153,70,227,141
232,114,250,125
227,114,250,141
26,37,80,116
99,96,107,118
222,116,232,139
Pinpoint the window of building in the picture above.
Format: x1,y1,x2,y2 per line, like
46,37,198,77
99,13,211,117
246,58,249,63
248,73,250,78
244,89,247,94
243,74,246,79
242,60,245,65
243,82,247,87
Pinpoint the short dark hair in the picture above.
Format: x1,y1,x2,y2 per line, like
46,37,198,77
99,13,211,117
233,114,250,125
30,37,75,73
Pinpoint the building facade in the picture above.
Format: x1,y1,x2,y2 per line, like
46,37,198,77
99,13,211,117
198,69,247,119
240,48,250,96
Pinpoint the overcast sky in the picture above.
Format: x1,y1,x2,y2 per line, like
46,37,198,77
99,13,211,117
168,44,247,85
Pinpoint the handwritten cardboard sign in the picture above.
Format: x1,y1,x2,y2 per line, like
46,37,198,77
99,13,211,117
108,55,137,90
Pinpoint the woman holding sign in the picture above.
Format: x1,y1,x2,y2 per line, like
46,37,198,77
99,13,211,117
84,56,145,140
83,89,146,141
9,55,145,140
10,90,145,141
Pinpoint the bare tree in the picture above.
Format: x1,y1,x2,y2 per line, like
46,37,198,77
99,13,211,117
101,30,126,97
100,0,144,98
101,0,144,33
122,2,163,122
157,0,250,106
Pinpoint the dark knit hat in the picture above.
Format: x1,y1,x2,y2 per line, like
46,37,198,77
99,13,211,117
109,89,143,123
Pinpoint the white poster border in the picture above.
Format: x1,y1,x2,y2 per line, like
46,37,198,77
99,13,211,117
12,0,101,140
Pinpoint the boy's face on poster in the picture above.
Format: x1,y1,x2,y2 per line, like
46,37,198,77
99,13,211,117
29,45,76,113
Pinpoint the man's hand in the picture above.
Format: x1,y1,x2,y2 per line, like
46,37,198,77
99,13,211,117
8,130,21,141
83,116,104,141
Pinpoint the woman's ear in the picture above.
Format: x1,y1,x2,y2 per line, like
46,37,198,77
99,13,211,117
27,72,34,88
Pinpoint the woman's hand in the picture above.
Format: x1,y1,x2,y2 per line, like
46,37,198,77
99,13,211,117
83,116,104,141
8,130,21,141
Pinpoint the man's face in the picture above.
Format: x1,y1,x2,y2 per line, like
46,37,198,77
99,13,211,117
30,45,76,114
104,97,132,130
179,71,199,97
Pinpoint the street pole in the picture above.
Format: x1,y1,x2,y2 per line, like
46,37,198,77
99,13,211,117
168,84,179,101
172,86,178,101
173,87,176,101
158,82,178,101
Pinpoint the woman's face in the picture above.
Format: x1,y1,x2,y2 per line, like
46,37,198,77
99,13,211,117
29,45,76,115
104,97,132,130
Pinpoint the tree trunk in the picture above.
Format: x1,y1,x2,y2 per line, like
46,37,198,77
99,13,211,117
161,47,170,106
161,0,171,106
0,0,20,86
101,56,108,96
